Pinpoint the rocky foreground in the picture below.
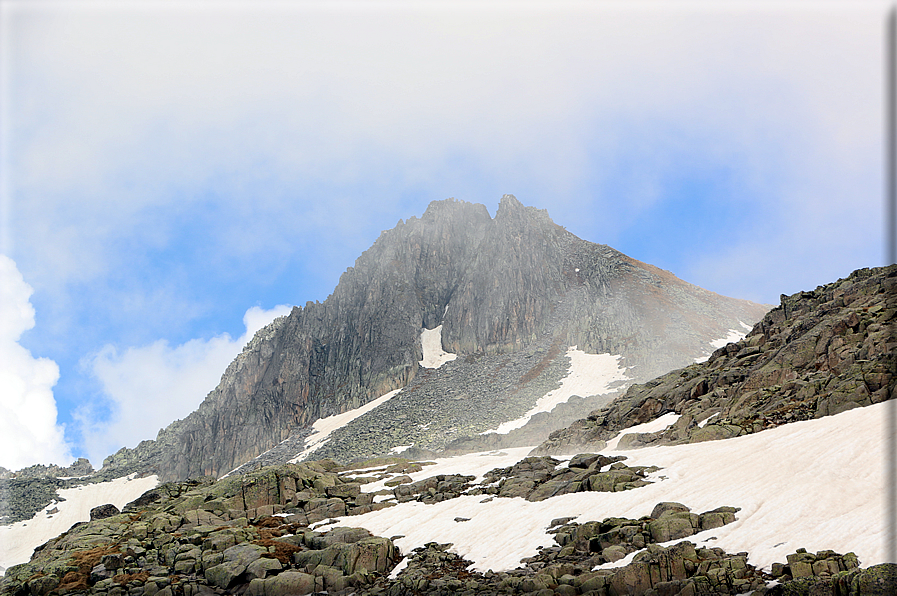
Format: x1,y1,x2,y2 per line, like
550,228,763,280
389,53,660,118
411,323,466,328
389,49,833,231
2,454,894,596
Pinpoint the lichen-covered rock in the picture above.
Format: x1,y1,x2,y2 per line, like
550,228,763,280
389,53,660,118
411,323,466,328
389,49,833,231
222,542,266,568
204,560,246,589
248,570,316,596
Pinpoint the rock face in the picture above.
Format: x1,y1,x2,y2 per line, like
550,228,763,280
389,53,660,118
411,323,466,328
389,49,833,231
534,264,897,455
101,196,768,482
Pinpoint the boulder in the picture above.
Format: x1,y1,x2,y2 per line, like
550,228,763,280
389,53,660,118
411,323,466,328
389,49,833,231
698,506,739,530
309,526,373,549
89,503,120,521
222,543,266,567
25,576,58,596
246,557,282,580
249,571,316,596
567,453,602,469
205,560,246,590
651,502,691,518
648,512,700,543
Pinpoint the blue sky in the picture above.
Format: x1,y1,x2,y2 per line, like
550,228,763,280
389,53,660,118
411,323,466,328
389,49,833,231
0,0,888,470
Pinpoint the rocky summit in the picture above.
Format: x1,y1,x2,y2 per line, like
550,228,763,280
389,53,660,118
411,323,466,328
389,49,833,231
97,196,768,483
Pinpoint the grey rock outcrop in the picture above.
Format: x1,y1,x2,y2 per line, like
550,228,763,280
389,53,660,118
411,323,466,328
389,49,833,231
0,458,94,481
100,196,768,481
89,504,120,521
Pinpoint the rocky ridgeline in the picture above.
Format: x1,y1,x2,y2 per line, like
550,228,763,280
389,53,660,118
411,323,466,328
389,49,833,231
0,478,68,525
0,459,155,525
98,196,767,482
0,459,93,481
534,265,896,455
4,456,894,596
392,538,892,596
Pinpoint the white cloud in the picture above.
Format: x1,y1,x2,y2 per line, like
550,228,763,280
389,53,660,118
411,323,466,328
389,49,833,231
81,304,292,467
0,255,70,469
1,2,884,301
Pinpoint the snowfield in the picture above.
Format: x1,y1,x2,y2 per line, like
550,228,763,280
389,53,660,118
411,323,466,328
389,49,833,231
695,321,754,363
315,401,890,574
0,473,159,574
485,347,630,435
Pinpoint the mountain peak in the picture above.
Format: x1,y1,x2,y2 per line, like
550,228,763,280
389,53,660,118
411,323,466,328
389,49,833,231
498,193,522,210
494,193,554,227
419,197,489,223
97,196,769,481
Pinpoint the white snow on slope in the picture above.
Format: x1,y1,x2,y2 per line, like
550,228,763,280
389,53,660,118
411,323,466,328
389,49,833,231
603,412,681,450
317,401,890,574
290,389,402,462
485,347,629,435
419,326,456,369
695,321,754,363
0,473,159,574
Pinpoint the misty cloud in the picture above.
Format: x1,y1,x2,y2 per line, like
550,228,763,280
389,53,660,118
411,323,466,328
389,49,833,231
3,3,883,302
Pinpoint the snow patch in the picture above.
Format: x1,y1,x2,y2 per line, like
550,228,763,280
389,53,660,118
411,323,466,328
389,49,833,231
290,389,402,462
484,347,629,435
0,473,159,574
419,325,457,369
604,412,682,451
389,556,410,579
697,413,719,428
695,323,752,362
710,329,748,349
326,402,889,573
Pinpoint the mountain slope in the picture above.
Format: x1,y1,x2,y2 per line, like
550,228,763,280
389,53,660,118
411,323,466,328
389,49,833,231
101,196,768,482
533,264,896,455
